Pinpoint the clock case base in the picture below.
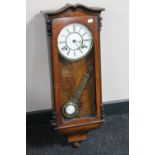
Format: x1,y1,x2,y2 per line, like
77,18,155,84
68,133,87,143
42,4,105,145
56,119,103,135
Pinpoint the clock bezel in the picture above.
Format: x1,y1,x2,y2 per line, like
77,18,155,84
57,22,94,62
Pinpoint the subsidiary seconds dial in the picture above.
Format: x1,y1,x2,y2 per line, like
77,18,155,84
57,23,93,61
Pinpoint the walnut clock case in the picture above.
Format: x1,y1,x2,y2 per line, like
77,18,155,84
41,4,105,146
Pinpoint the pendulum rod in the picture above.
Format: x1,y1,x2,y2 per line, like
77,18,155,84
72,65,93,101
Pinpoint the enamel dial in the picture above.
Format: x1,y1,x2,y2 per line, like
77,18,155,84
57,23,93,61
65,104,76,115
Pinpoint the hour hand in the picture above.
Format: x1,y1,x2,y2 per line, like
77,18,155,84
74,40,82,48
76,40,82,44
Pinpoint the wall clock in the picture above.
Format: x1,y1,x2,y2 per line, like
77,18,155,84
42,4,105,147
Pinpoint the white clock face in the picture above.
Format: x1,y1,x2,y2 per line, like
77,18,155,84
65,105,76,115
57,23,93,61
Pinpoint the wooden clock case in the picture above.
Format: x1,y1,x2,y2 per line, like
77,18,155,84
42,4,105,145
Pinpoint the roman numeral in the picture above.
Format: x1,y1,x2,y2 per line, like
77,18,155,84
82,45,87,49
74,50,76,56
82,32,87,36
79,48,83,53
73,24,75,32
62,46,67,50
79,27,82,33
58,41,66,44
66,28,71,34
83,39,91,41
67,49,70,55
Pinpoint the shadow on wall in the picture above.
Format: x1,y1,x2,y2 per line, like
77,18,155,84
26,13,53,112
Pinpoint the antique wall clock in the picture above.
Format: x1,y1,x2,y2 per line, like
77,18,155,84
42,4,105,147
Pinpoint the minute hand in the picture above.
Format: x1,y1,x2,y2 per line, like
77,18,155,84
72,65,93,101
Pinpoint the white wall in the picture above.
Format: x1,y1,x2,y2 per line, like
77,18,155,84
26,0,129,112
